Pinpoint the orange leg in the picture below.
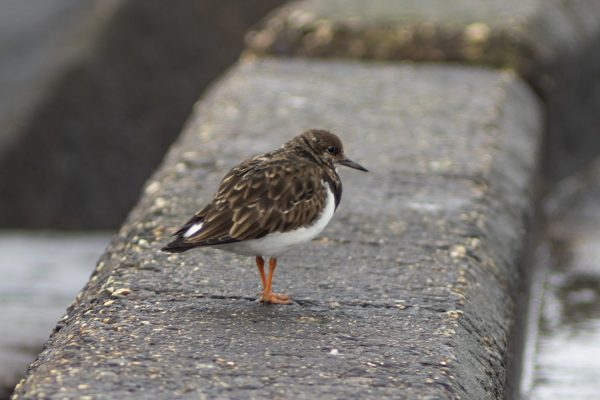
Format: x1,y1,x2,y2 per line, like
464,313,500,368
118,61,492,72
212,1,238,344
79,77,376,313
259,258,291,304
255,256,267,290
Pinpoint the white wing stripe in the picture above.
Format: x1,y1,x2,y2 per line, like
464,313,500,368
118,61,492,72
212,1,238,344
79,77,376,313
183,222,204,237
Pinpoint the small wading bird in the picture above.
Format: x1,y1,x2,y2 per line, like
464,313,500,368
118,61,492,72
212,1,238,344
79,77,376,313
162,129,367,304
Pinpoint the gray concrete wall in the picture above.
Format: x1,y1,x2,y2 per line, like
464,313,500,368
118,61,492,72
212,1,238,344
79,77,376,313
0,0,284,229
11,59,542,399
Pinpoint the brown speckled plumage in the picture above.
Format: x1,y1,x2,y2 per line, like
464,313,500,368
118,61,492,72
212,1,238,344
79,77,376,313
162,129,367,304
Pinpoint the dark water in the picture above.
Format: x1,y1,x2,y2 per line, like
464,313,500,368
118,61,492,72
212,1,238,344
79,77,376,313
527,241,600,399
521,164,600,399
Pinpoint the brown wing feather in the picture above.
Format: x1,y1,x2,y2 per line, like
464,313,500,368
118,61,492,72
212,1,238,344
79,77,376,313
180,152,327,247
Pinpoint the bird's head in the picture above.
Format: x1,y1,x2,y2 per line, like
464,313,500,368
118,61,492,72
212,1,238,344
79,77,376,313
292,129,368,172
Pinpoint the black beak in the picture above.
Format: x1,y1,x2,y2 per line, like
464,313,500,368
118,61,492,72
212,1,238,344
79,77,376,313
339,158,368,172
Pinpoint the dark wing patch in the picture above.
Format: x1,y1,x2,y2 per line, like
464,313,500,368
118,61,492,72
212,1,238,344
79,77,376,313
163,152,328,252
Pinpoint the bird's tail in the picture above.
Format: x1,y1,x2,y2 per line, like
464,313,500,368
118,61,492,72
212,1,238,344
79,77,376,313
161,238,192,253
161,215,205,253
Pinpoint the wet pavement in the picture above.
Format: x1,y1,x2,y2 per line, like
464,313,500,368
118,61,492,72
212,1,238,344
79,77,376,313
522,160,600,399
0,232,111,398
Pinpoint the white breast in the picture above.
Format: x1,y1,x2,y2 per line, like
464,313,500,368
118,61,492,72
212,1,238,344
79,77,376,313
221,182,336,258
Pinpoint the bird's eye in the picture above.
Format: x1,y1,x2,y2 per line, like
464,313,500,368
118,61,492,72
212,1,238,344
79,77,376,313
326,146,338,154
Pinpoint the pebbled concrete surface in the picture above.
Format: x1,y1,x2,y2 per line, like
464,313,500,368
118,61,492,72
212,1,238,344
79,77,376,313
12,59,542,399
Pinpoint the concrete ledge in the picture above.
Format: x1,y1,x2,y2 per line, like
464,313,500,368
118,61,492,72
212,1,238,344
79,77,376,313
12,59,541,399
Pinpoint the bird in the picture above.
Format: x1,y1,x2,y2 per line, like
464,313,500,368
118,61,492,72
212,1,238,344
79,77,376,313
162,129,368,304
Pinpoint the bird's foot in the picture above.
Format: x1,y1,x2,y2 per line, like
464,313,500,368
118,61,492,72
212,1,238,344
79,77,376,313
259,291,292,305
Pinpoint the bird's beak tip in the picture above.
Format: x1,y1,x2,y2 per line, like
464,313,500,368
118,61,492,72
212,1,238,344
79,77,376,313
339,158,368,172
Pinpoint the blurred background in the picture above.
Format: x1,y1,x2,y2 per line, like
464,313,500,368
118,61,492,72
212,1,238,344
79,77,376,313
1,0,600,399
0,0,283,397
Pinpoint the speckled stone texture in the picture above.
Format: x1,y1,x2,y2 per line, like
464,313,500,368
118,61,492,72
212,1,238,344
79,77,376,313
12,59,541,399
246,0,600,181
